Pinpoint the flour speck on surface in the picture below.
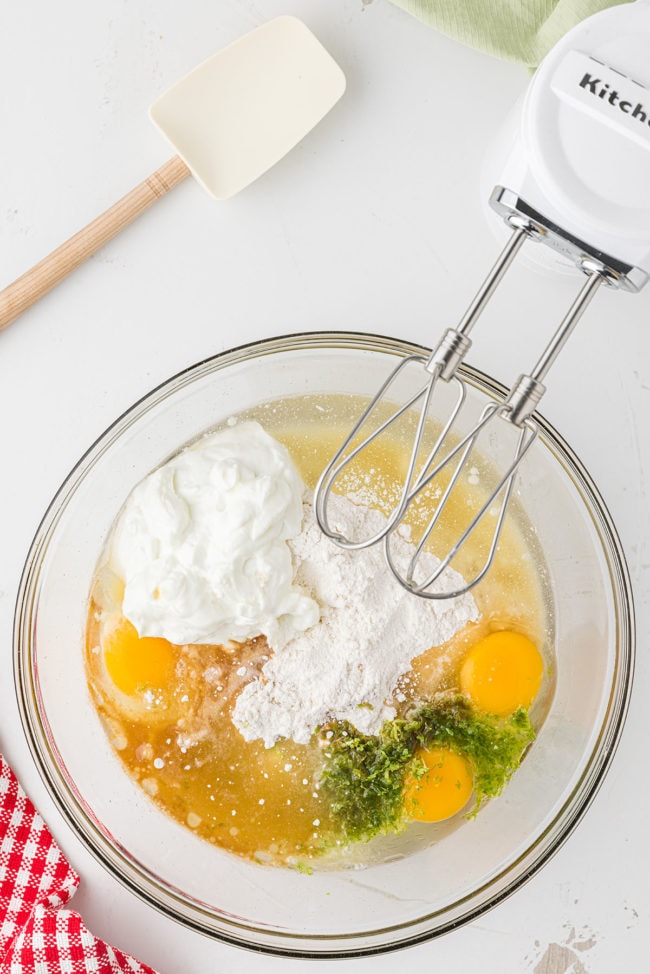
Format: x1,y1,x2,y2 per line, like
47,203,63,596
232,493,479,747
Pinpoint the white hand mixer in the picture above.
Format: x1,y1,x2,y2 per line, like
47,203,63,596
315,0,650,599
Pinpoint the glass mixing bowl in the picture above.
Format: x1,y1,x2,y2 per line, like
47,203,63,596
14,332,634,957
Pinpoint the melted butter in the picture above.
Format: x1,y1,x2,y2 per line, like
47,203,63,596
85,393,552,867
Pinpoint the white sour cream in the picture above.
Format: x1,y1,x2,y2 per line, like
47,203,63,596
108,421,319,647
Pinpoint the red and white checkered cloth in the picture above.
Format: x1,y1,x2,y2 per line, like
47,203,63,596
0,754,158,974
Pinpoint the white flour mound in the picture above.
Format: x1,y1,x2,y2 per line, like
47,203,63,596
232,493,479,748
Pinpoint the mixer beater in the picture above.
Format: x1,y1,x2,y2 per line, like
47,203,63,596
315,1,650,599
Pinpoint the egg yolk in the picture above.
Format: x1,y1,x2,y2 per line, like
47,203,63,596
103,617,177,697
460,631,543,716
404,748,473,822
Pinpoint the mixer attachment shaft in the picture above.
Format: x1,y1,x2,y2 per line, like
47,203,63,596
315,201,623,600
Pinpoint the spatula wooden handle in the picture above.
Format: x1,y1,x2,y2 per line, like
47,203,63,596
0,154,190,332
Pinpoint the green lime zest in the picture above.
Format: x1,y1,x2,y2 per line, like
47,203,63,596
293,861,314,875
319,696,535,843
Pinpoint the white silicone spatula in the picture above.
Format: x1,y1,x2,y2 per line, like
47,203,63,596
0,16,345,331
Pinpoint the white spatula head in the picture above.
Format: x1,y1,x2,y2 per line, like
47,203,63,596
149,16,346,200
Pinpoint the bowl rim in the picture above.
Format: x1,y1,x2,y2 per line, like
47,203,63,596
13,329,635,958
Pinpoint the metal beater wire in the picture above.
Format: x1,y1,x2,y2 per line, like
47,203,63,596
314,357,466,548
384,413,539,598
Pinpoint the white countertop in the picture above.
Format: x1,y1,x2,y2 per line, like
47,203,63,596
1,1,648,971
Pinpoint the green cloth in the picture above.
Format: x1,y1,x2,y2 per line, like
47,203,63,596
389,0,632,66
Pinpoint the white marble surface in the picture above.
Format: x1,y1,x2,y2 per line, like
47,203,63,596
1,1,648,971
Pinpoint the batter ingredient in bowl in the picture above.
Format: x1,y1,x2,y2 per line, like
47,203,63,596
321,696,535,841
85,398,551,867
233,493,479,746
109,421,319,648
460,631,544,715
